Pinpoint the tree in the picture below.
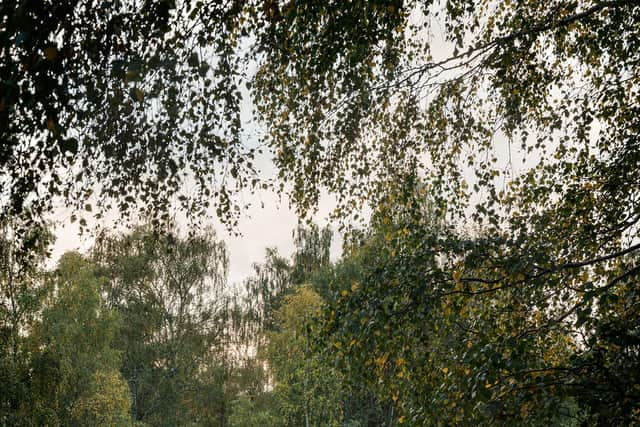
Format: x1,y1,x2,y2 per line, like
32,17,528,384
4,1,638,250
3,1,639,422
71,370,135,427
1,0,258,228
315,181,635,424
245,2,640,423
317,192,585,425
290,224,333,286
91,223,230,425
230,225,393,426
251,0,640,228
0,219,51,424
263,286,345,427
238,223,332,347
28,252,133,426
228,395,281,427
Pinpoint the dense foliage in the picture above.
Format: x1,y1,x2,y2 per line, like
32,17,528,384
2,0,639,425
2,1,638,230
231,225,394,427
1,0,257,228
1,224,133,426
91,224,230,425
0,222,393,426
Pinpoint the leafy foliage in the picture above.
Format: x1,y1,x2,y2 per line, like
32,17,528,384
0,220,52,424
229,224,395,426
263,286,345,426
9,251,134,426
1,0,257,228
317,186,639,425
91,223,230,425
2,1,639,237
2,1,640,424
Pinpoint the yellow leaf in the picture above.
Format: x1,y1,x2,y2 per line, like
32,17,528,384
44,47,58,61
375,353,389,367
134,88,144,102
399,416,405,424
443,367,449,375
125,70,140,83
452,269,462,283
351,281,359,292
340,289,348,297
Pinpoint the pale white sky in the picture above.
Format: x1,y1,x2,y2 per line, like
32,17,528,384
48,190,342,285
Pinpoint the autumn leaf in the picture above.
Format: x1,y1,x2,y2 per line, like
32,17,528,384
44,47,58,61
134,88,144,102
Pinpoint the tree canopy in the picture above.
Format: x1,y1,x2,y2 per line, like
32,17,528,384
1,0,256,228
1,0,639,425
2,1,638,231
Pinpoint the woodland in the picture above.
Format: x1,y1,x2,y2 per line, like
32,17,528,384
1,0,639,425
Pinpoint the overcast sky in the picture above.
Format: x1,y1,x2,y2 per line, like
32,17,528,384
49,188,342,286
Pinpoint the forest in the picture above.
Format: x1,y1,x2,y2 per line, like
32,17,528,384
1,0,639,425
